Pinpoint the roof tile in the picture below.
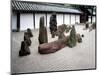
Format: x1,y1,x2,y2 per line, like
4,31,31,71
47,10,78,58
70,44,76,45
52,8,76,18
12,1,82,14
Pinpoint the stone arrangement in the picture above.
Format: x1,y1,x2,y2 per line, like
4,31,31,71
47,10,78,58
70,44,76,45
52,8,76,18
19,29,33,57
83,22,96,32
38,25,83,54
38,16,48,44
18,14,85,55
49,13,57,38
38,33,83,54
57,24,71,34
89,22,96,32
55,24,71,39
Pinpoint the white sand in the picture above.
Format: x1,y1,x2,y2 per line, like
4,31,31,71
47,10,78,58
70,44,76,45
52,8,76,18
11,25,96,73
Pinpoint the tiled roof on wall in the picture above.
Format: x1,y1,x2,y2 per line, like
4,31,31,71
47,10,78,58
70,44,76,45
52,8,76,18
12,0,82,14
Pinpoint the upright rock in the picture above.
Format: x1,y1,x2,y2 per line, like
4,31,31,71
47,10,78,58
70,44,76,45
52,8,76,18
85,22,89,29
24,32,31,46
49,13,57,38
58,33,65,39
38,16,48,44
19,41,30,56
56,24,71,39
19,32,32,57
56,24,67,35
89,22,96,31
67,25,77,48
27,28,33,37
92,22,96,29
76,34,82,43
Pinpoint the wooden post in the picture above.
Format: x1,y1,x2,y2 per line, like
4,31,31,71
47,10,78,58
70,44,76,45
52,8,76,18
70,14,71,25
63,14,65,24
91,8,93,23
33,13,35,29
75,14,76,24
45,13,47,27
17,13,20,32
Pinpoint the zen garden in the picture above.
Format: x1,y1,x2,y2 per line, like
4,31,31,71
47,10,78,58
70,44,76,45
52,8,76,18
11,0,96,74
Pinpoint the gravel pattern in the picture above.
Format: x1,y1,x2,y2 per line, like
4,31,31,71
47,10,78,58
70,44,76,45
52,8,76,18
11,25,96,73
